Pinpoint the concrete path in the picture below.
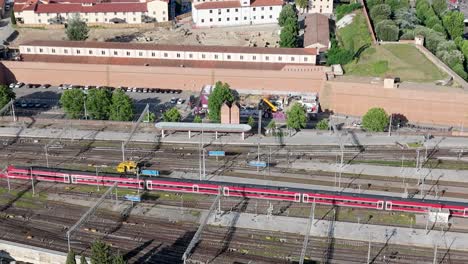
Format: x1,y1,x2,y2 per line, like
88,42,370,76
1,126,468,147
288,161,468,183
206,211,467,251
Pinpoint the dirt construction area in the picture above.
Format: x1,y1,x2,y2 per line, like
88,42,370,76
12,22,281,48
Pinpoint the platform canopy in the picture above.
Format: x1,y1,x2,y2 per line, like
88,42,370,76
155,122,251,133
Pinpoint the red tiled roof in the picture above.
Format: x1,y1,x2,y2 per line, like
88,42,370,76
250,0,283,6
35,2,147,13
194,0,240,9
13,3,27,11
48,0,98,4
21,54,303,70
21,40,318,55
0,0,5,9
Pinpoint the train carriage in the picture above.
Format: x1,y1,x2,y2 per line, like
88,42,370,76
222,186,301,202
71,173,145,189
303,192,385,210
146,179,220,195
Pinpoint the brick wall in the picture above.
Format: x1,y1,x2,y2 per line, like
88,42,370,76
320,81,468,126
1,61,325,93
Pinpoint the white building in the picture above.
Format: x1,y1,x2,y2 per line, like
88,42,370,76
192,0,283,27
13,0,168,25
19,40,318,65
308,0,332,15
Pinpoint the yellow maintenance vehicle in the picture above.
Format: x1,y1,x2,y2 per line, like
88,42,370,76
116,161,139,174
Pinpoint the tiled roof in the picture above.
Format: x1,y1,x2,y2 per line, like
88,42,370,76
13,3,27,12
250,0,283,7
194,1,240,9
303,13,330,50
35,2,147,13
20,54,303,70
21,40,318,55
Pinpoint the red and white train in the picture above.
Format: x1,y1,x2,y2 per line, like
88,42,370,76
4,165,468,218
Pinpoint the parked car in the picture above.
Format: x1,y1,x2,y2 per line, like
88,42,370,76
40,84,51,89
21,102,28,108
27,103,34,108
34,103,41,108
41,103,49,108
14,82,25,88
9,83,15,89
177,98,185,105
170,97,178,104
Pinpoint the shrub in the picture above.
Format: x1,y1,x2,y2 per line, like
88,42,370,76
451,63,468,79
425,15,441,28
366,0,384,10
316,119,329,130
326,47,354,65
436,49,464,68
336,3,362,20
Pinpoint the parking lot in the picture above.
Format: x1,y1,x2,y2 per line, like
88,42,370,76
9,82,198,121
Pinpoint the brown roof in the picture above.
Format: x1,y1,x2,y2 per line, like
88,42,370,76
194,0,240,9
20,54,309,71
303,13,330,50
250,0,283,6
21,40,318,55
35,2,147,13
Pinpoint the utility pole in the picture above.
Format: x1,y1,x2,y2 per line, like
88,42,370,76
432,243,438,264
367,231,372,264
257,110,262,173
388,114,393,136
44,145,49,168
84,100,88,120
30,167,35,196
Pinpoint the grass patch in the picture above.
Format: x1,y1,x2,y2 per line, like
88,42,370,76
344,44,447,82
350,159,468,170
407,142,423,148
336,12,372,53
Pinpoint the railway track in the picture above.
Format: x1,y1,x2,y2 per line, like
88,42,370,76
0,196,467,264
1,138,468,204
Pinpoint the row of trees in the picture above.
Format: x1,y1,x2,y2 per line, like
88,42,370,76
366,0,468,79
278,5,299,48
66,240,125,264
60,89,134,121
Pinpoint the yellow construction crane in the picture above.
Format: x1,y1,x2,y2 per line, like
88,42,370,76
116,161,138,174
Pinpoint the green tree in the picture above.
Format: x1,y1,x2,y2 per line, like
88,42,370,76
316,119,329,130
80,255,88,264
375,19,399,41
436,49,464,68
279,17,299,48
432,0,447,16
370,4,391,23
86,89,112,120
296,0,308,11
286,103,307,130
431,23,446,35
461,40,468,59
163,108,181,122
90,240,112,264
425,15,441,28
442,11,465,39
278,4,297,26
60,89,85,119
336,3,362,20
415,0,432,21
66,250,77,264
193,115,202,123
394,8,419,29
385,0,409,13
207,81,235,122
366,0,384,10
65,14,89,41
455,36,464,48
112,251,126,264
247,116,255,127
10,9,16,25
451,63,468,79
0,85,15,109
109,90,134,121
362,107,389,132
326,46,354,65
